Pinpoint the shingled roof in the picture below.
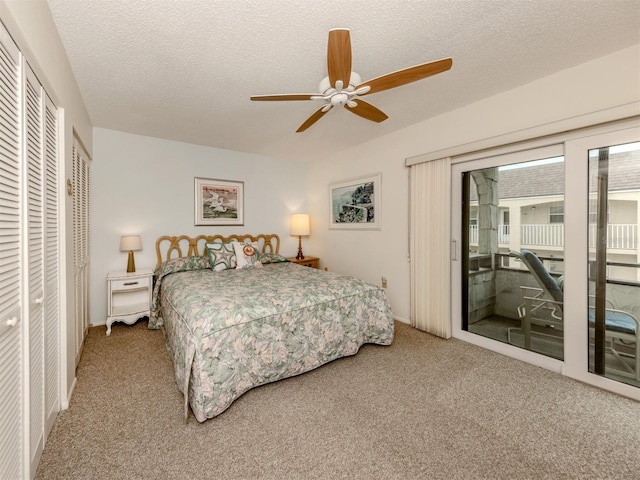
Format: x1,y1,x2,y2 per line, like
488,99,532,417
470,149,638,201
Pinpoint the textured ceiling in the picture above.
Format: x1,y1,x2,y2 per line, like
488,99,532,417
46,0,640,163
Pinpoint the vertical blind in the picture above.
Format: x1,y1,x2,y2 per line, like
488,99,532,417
409,157,452,338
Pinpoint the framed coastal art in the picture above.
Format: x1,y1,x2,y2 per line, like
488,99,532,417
329,173,381,230
194,177,244,226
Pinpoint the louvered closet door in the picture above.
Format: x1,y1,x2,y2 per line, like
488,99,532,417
0,23,23,480
73,138,89,365
43,94,59,437
25,63,46,471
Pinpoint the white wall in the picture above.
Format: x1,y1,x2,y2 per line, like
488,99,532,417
307,44,640,324
90,128,308,326
0,1,93,403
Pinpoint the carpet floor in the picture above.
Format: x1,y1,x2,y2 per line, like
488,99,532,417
36,320,640,480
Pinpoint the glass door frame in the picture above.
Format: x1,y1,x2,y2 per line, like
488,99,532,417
451,122,640,401
451,145,565,374
563,127,639,399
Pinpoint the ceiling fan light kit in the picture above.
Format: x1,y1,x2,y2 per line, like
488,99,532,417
250,28,452,132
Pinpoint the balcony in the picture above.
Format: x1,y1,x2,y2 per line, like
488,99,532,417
469,224,638,250
468,253,640,386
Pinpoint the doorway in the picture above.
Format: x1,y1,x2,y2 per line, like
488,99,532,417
458,148,566,361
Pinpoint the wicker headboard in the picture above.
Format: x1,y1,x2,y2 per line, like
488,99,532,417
155,233,281,266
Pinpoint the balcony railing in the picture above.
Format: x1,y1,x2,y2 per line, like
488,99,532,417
594,224,638,250
469,225,511,245
521,224,564,247
469,224,638,250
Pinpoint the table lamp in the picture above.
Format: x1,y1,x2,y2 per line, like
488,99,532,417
120,235,142,273
290,213,310,260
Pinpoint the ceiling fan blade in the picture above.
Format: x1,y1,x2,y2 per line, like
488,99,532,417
296,106,332,132
357,57,453,95
250,94,317,101
327,28,352,89
346,99,388,123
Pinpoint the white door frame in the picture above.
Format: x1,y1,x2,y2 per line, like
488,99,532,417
563,127,639,399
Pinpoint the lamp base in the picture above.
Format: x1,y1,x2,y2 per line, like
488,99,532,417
296,235,305,260
126,251,136,273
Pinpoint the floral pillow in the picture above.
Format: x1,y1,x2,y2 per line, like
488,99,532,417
259,252,290,264
233,241,263,269
205,241,237,271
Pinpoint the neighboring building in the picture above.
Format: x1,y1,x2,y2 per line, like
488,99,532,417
469,146,640,281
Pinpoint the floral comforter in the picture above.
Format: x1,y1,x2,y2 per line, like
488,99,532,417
149,258,394,422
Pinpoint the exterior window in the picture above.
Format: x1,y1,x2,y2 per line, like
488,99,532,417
549,205,564,223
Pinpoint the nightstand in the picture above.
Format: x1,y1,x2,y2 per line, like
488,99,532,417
288,256,320,269
106,269,153,336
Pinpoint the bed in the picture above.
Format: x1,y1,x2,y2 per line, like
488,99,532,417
149,233,394,422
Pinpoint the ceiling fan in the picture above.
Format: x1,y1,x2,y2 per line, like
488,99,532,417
250,28,452,132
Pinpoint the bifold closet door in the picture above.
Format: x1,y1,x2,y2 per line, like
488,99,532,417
25,62,46,473
25,61,60,473
43,94,59,437
73,137,90,366
0,20,60,478
0,23,24,479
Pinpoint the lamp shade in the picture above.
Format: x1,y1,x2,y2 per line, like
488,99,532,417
119,235,142,252
290,214,310,236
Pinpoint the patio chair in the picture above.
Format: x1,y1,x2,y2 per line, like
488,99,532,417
509,249,639,381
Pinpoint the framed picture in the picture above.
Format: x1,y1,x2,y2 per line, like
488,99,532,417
194,177,244,226
329,173,381,230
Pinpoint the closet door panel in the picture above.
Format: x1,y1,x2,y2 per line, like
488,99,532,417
25,64,45,469
43,94,59,434
72,138,89,366
0,23,23,480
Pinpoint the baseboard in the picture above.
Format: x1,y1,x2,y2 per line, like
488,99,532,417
61,376,77,410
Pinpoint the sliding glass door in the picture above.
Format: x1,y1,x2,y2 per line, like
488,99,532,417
588,141,639,387
452,124,639,398
456,147,565,361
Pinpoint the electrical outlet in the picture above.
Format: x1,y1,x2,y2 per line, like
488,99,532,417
381,276,387,288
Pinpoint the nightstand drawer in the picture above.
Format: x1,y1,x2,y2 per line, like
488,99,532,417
287,256,320,269
110,276,150,292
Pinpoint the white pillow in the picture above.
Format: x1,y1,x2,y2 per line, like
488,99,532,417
232,241,263,269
